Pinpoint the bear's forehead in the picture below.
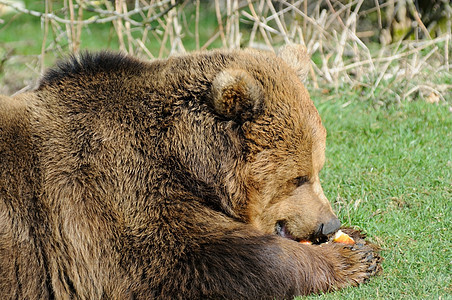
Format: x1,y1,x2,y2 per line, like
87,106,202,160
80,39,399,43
244,105,324,169
241,58,326,177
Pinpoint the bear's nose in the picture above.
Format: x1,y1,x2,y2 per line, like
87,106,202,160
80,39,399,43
321,217,341,235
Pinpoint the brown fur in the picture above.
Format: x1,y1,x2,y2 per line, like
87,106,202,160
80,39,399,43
0,46,380,299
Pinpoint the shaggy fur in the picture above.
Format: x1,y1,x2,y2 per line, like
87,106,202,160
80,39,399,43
0,46,380,299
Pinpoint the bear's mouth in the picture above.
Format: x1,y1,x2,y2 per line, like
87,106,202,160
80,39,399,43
275,220,297,240
275,220,328,244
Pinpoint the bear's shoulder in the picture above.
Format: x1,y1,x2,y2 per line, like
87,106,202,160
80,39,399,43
38,51,147,88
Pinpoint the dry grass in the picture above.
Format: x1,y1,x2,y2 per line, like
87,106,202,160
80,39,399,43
0,0,451,102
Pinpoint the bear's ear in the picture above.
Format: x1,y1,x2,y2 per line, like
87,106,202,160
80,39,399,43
210,69,264,123
277,44,310,82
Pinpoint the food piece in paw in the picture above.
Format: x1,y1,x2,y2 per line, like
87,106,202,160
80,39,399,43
333,230,355,245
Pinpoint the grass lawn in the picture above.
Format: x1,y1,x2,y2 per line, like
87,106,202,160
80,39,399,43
299,91,452,299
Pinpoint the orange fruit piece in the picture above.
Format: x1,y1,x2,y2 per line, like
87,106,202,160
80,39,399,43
333,230,355,245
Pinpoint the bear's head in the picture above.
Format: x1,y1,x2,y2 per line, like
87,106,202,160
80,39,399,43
210,45,340,243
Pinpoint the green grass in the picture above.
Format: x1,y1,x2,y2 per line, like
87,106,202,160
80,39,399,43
297,90,452,299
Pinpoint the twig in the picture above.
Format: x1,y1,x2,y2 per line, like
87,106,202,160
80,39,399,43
200,31,220,51
68,0,76,52
114,0,126,52
446,5,451,72
135,39,154,59
407,0,431,39
40,0,50,74
265,0,289,43
303,0,307,38
404,85,446,102
325,0,345,28
195,0,199,50
215,0,227,47
374,0,382,29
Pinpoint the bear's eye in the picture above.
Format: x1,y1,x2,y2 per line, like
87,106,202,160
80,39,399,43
291,176,309,187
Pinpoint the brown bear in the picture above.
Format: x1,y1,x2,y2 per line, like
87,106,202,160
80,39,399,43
0,45,380,299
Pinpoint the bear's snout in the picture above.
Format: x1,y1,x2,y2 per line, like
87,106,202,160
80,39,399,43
320,217,341,235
